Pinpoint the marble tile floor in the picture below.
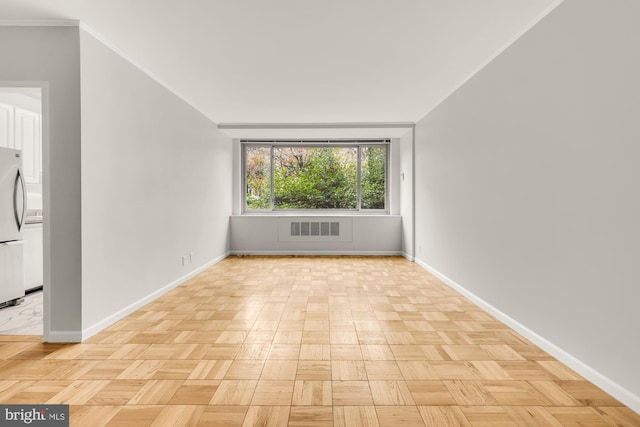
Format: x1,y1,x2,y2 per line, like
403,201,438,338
0,289,43,335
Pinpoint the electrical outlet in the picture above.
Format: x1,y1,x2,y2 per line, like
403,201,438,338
418,245,422,254
182,255,186,267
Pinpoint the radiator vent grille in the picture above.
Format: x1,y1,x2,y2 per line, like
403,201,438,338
291,221,340,237
278,218,352,242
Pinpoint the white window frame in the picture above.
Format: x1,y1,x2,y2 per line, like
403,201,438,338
242,140,390,214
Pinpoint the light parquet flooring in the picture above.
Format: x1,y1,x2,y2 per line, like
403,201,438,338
1,256,638,426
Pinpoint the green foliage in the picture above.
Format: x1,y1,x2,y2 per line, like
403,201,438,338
274,147,357,209
245,147,271,209
245,145,386,211
361,146,386,209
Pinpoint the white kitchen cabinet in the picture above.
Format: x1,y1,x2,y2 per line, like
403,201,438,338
23,222,43,292
0,102,14,149
14,107,42,184
0,103,41,184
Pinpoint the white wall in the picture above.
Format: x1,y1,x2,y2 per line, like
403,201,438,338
80,30,232,338
399,130,414,260
414,0,640,411
389,138,400,216
231,138,242,215
230,215,401,255
0,26,82,340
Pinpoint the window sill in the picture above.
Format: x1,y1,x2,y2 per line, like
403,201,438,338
236,212,394,217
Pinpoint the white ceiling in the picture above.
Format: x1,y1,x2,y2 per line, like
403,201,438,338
0,0,559,127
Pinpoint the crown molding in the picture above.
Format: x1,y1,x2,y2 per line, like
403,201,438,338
0,19,79,27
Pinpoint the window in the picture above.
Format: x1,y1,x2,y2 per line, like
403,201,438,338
243,141,389,212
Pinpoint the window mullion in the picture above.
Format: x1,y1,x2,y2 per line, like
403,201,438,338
385,144,389,213
356,145,362,211
242,145,246,213
270,145,275,210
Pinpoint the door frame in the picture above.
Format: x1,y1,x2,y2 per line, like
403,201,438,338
0,81,49,339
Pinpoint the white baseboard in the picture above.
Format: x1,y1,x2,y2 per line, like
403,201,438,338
230,250,403,257
45,330,83,343
402,251,415,262
80,251,230,341
414,257,640,415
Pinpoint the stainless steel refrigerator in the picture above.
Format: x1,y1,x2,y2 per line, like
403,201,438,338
0,147,26,307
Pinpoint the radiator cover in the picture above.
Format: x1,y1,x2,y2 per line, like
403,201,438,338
278,217,353,243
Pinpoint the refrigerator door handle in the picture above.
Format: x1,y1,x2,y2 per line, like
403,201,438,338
14,167,27,231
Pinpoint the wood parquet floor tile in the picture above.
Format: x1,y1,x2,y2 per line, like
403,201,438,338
1,256,638,426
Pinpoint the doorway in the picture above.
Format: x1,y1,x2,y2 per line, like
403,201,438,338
0,87,44,335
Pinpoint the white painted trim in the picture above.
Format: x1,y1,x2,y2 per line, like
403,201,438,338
46,330,82,343
234,214,398,218
414,257,640,415
78,22,214,124
0,82,51,342
0,20,79,27
218,122,415,130
401,252,414,262
414,0,565,123
80,252,230,341
231,251,403,257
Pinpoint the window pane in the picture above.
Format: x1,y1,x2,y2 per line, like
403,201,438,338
245,146,271,209
360,146,386,209
273,146,357,209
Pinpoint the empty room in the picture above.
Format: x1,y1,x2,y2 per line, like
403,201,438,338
0,0,639,425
